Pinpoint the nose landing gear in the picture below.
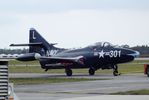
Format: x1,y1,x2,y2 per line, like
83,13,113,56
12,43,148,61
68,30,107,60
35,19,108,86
113,65,121,76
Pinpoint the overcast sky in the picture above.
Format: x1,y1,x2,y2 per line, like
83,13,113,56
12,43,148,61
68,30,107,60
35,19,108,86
0,0,149,48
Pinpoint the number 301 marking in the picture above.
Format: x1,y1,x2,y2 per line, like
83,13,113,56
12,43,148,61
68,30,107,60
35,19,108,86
109,50,121,58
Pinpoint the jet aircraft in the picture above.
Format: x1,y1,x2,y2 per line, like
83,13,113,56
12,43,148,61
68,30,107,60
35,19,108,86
10,28,140,76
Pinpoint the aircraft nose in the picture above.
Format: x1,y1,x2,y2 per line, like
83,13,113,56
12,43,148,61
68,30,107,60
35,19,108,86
134,51,140,58
128,50,140,58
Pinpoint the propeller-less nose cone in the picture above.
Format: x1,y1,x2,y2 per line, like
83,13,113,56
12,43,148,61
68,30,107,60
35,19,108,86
127,50,140,58
134,51,140,58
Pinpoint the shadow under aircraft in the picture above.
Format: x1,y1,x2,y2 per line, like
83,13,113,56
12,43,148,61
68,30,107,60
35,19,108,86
10,28,140,76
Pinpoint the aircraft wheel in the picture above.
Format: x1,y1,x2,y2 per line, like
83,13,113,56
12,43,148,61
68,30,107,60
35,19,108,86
113,70,119,76
89,68,95,75
65,69,72,76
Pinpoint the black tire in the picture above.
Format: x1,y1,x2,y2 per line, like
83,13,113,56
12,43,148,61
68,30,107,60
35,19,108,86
113,70,118,76
89,68,95,75
65,69,72,76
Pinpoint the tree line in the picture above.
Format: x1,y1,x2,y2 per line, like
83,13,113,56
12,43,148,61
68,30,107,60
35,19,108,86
131,45,149,57
0,48,28,54
0,45,149,57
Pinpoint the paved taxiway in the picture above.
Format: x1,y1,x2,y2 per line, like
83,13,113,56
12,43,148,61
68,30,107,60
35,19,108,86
10,73,149,100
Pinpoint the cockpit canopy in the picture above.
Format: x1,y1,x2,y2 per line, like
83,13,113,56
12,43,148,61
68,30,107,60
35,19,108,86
88,42,114,48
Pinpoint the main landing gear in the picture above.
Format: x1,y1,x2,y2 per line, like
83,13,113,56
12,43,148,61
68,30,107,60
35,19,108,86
65,67,96,76
89,67,95,75
113,65,121,76
65,68,72,76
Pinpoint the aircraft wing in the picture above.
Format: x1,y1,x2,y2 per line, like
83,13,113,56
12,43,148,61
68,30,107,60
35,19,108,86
39,56,85,65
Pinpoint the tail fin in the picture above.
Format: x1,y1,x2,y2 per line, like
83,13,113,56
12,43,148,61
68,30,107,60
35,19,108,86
10,28,62,56
29,28,59,56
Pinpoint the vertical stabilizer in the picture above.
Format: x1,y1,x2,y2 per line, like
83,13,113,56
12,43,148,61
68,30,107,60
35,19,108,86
29,28,62,56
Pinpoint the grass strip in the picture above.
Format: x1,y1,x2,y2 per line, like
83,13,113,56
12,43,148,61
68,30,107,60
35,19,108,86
8,60,149,74
111,89,149,95
10,77,107,85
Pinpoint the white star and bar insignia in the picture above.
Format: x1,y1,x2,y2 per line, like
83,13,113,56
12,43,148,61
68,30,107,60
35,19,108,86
98,50,105,58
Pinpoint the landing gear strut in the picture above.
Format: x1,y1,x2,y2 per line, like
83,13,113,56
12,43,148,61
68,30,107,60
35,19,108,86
89,68,95,75
113,65,120,76
65,69,72,76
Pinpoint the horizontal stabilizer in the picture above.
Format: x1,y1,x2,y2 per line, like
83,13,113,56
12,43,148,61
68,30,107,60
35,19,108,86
10,43,57,47
10,42,43,46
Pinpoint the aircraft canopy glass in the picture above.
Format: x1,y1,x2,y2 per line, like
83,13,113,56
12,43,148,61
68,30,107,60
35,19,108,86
88,42,114,48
